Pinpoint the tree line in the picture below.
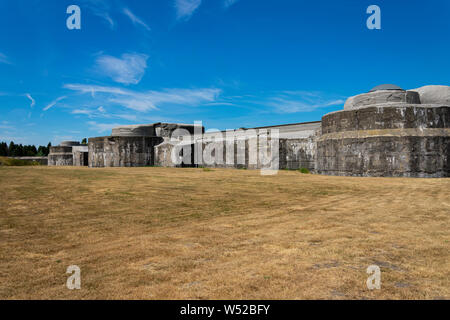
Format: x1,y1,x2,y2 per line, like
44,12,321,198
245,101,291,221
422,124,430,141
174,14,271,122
0,141,52,157
0,139,87,157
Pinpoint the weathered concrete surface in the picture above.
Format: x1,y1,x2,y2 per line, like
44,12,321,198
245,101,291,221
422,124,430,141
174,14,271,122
72,146,89,167
282,137,317,171
91,123,204,168
317,135,449,177
155,136,318,171
48,146,74,166
154,123,203,138
344,90,420,110
73,151,88,167
154,141,196,168
154,123,320,170
48,144,88,166
317,105,450,177
88,136,163,167
410,85,450,105
323,105,450,133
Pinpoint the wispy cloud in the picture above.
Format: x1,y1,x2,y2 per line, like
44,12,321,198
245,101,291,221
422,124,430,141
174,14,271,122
82,0,115,29
0,52,12,65
72,106,106,117
95,53,149,85
64,84,222,112
43,96,67,111
64,84,129,95
122,8,151,31
87,121,123,133
175,0,202,21
264,91,344,113
0,124,14,130
73,106,164,123
25,93,35,108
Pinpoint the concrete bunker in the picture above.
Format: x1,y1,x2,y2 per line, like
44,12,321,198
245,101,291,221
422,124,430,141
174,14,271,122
48,84,450,177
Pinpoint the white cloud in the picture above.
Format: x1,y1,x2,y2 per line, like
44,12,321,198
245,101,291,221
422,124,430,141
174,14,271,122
64,84,129,95
82,0,115,29
122,8,151,31
72,106,106,117
175,0,202,21
25,93,35,108
95,53,149,85
72,109,93,115
43,96,67,111
64,83,222,112
0,52,11,65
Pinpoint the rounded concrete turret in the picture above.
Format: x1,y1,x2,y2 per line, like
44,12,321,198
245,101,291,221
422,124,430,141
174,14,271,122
344,84,420,110
318,84,450,177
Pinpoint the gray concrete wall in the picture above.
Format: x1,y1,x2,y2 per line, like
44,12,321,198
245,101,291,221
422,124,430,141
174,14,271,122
88,136,163,167
48,146,73,166
154,122,320,170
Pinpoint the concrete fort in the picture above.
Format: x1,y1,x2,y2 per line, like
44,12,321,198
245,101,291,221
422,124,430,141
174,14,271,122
48,141,88,166
48,84,450,178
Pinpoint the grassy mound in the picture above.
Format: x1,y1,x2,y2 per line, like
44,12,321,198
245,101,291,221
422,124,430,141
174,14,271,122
0,157,41,166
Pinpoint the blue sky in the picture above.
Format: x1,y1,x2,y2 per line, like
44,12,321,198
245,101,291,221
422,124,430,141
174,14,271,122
0,0,449,145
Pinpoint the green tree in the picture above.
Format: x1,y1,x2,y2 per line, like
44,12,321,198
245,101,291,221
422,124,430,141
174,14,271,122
0,142,8,156
81,138,87,145
8,141,16,156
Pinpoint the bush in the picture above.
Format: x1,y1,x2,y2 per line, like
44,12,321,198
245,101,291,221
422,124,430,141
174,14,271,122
298,167,310,174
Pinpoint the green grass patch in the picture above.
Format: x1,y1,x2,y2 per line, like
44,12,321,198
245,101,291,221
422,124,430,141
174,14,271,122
0,157,41,166
298,167,310,174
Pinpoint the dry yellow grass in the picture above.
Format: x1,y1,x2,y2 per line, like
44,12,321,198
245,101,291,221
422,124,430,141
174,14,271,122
0,166,449,300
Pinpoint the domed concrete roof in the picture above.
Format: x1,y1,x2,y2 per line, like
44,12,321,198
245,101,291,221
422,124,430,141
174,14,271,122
410,85,450,105
369,84,404,92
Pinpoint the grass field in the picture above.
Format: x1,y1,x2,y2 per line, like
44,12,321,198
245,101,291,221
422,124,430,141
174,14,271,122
0,166,448,300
